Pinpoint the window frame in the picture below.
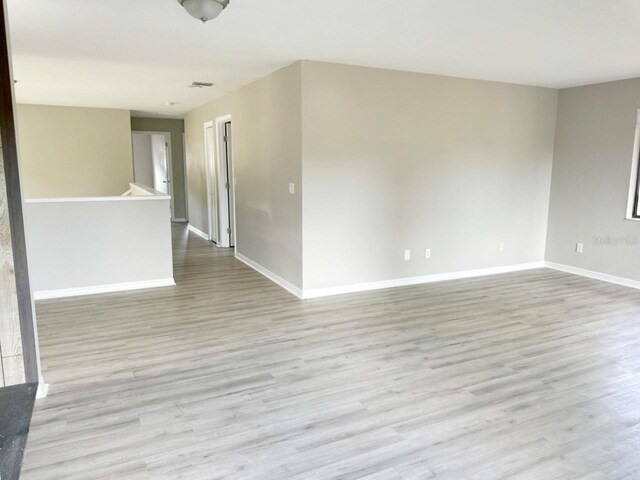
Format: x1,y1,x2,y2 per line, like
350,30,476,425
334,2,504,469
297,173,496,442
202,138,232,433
626,109,640,221
634,149,640,219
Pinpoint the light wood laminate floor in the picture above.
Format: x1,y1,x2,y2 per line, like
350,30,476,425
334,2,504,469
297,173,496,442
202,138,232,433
22,225,640,479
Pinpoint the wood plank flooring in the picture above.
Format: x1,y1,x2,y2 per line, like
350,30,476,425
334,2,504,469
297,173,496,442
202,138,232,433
21,225,640,479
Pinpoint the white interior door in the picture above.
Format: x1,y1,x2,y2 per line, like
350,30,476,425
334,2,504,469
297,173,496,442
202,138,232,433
132,133,154,187
205,125,218,243
212,117,234,248
151,134,169,194
132,131,175,219
223,121,235,247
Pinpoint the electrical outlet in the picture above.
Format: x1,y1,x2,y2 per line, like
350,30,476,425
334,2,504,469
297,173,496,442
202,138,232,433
288,183,295,194
576,242,584,253
499,242,505,252
425,248,431,259
404,249,411,261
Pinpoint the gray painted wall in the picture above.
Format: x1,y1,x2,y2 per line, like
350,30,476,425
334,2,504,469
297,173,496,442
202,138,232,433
183,61,558,292
184,60,640,293
184,93,235,235
130,117,187,220
233,63,303,287
546,78,640,280
184,63,303,289
25,197,173,292
301,61,558,290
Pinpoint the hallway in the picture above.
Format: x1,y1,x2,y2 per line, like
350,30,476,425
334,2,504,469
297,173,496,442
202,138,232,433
22,225,640,479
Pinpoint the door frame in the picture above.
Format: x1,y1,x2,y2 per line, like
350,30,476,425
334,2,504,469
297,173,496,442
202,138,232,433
204,115,235,247
182,132,189,222
215,114,235,248
203,121,217,243
131,130,175,220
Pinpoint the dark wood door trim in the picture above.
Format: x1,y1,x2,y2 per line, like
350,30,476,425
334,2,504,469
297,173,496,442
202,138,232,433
0,0,39,384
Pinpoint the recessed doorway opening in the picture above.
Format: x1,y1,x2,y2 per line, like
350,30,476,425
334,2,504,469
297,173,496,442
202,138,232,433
131,130,176,219
204,115,235,248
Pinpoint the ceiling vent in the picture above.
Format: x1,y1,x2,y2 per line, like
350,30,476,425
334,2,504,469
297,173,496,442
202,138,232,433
190,81,214,88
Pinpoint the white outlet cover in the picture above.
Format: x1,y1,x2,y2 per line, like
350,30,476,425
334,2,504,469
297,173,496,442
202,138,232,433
425,248,431,259
576,243,584,253
288,183,295,194
404,249,411,261
499,242,505,252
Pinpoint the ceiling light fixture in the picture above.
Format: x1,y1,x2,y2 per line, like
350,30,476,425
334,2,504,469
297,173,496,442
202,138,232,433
178,0,229,23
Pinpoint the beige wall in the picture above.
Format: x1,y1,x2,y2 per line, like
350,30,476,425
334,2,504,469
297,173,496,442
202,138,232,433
16,104,133,198
184,63,303,288
130,117,187,219
301,61,558,290
546,78,640,280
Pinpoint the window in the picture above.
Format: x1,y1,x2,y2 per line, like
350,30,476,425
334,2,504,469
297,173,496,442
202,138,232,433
627,110,640,220
633,157,640,219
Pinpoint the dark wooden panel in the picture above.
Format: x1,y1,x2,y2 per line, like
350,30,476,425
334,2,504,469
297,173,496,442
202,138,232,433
0,383,36,480
0,0,38,383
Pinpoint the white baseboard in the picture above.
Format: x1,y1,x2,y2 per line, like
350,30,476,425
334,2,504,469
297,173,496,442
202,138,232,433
233,256,639,300
34,278,176,300
188,224,210,241
545,261,640,290
302,261,546,299
36,379,49,399
172,218,188,223
235,252,303,298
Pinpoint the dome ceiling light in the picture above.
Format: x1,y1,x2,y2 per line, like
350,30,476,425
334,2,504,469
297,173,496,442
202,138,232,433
178,0,230,23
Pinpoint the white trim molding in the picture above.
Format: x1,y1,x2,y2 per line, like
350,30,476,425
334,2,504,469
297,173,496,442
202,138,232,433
302,262,546,299
36,379,49,399
25,195,170,203
34,278,176,300
172,218,188,223
188,224,210,241
203,120,217,244
214,114,234,248
232,257,640,300
235,252,303,298
545,262,640,290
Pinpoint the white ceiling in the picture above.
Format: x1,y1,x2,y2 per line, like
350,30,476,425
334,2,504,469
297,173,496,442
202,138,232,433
7,0,640,116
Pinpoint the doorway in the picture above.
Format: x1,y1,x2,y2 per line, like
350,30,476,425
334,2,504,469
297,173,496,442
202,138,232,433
204,124,218,243
131,131,175,218
204,115,235,248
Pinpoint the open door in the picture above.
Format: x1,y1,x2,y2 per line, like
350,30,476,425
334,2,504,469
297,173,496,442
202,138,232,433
204,116,234,247
222,121,235,247
205,124,218,243
132,131,175,218
150,134,170,195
